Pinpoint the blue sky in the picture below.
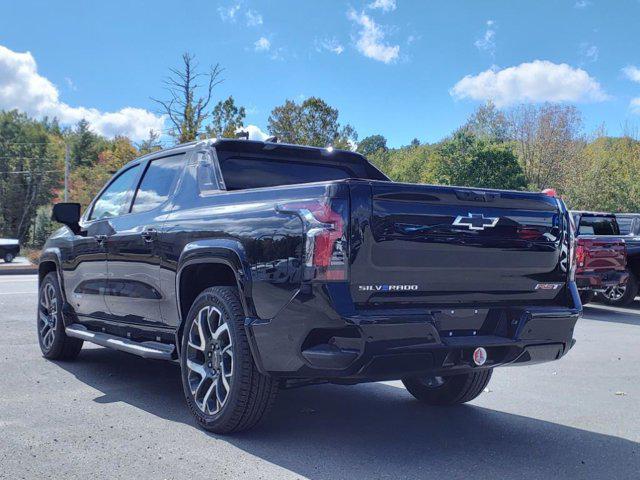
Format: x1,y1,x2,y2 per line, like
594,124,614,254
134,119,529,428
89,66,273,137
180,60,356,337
1,0,640,147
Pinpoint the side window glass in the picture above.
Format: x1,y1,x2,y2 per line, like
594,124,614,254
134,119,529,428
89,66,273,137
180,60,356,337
196,151,221,195
89,165,141,221
131,154,185,214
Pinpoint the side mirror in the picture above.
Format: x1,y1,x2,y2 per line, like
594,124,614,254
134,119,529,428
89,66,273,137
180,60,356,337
52,203,81,234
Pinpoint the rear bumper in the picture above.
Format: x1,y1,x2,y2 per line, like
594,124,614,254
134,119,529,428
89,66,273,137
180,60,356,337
245,283,581,382
576,270,628,292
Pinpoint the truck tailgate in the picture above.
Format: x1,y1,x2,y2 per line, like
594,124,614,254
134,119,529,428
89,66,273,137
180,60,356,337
576,237,626,273
349,181,568,307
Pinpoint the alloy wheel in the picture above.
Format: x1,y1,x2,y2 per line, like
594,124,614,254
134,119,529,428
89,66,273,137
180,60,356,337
38,283,57,350
604,285,626,301
186,305,234,415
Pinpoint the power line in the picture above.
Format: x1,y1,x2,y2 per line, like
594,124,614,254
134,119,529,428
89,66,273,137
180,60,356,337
0,169,64,174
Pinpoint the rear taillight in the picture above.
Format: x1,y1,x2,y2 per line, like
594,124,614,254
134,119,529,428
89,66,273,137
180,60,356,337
575,242,587,270
278,198,348,281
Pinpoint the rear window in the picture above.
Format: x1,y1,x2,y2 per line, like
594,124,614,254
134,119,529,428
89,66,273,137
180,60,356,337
577,216,619,236
218,156,366,190
616,216,638,235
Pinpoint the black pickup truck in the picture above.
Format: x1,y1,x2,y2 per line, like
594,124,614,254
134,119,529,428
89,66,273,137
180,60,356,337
0,239,20,263
38,139,580,433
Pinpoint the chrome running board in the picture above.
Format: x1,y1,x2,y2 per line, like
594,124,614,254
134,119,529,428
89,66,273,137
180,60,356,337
65,324,174,360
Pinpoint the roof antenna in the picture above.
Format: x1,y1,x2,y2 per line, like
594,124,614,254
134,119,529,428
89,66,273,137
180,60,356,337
235,130,249,140
265,136,278,143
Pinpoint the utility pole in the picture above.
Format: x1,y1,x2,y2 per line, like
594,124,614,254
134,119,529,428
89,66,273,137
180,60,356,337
64,143,70,202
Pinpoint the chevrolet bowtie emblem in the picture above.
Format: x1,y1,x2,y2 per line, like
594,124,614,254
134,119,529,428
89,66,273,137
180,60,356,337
452,213,499,231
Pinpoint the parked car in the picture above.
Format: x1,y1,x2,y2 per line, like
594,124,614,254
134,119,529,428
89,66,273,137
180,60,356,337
603,213,640,305
571,212,629,305
572,212,640,306
38,139,581,434
0,238,20,263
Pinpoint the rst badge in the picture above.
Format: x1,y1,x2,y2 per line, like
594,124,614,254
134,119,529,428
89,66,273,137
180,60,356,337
358,284,419,292
534,283,563,290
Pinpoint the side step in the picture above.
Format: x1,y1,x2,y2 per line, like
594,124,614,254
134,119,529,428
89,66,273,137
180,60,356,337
65,324,175,360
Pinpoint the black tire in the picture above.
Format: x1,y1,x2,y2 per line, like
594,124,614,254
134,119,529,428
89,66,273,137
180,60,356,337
579,290,595,305
600,275,638,307
37,272,83,360
180,286,277,434
4,252,15,263
402,369,493,406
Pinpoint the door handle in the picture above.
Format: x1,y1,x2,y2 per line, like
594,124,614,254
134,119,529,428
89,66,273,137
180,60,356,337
141,228,157,243
94,234,107,245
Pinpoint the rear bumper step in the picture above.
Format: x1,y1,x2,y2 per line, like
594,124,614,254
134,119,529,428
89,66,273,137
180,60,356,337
65,324,175,360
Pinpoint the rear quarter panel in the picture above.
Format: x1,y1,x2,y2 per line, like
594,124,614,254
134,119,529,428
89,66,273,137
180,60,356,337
159,166,347,326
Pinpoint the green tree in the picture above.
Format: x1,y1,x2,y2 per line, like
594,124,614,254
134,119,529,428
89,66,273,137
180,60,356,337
426,131,526,190
267,97,357,149
387,145,432,183
137,130,162,155
206,96,246,138
564,136,640,212
357,134,387,156
507,103,583,191
153,52,223,143
463,101,508,142
70,119,101,167
30,205,54,248
0,110,62,242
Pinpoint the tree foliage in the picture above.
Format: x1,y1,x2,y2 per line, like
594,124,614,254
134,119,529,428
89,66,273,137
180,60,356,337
507,104,583,191
357,134,387,156
426,131,526,190
69,136,138,209
206,96,246,139
462,101,508,142
268,97,357,149
0,110,61,242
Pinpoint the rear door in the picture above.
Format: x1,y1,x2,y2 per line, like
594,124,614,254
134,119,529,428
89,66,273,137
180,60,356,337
104,153,186,327
349,182,567,307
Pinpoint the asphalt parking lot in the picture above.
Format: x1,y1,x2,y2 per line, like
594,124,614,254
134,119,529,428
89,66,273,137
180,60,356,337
0,274,638,480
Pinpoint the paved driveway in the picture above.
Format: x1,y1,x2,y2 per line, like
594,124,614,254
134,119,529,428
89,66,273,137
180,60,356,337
1,275,638,479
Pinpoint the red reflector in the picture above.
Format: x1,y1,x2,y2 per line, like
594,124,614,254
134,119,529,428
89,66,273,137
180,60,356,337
473,347,487,366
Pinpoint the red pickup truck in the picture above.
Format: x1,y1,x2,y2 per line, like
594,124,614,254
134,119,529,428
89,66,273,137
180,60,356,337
572,212,629,304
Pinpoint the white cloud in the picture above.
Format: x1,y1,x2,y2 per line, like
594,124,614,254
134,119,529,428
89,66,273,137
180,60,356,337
254,37,271,52
622,66,640,114
574,0,591,8
475,20,496,56
245,9,263,26
0,45,164,141
218,3,241,22
579,42,599,62
236,124,269,141
347,9,400,64
450,60,609,107
316,38,345,55
622,65,640,83
367,0,397,12
64,76,76,91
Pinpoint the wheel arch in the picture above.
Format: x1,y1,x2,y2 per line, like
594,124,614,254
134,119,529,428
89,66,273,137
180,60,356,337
38,248,65,294
174,239,254,352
